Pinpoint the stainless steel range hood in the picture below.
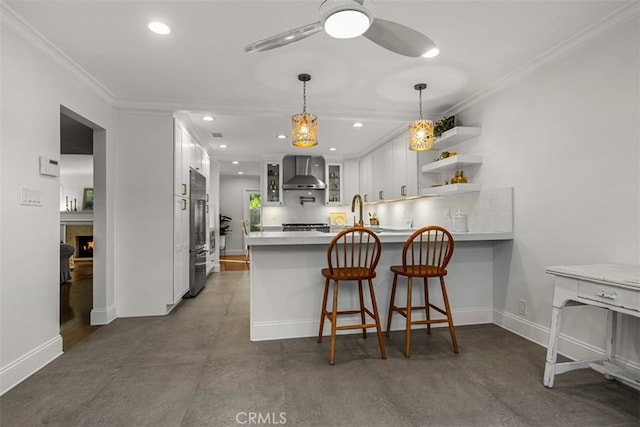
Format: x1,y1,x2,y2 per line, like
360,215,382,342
282,155,327,190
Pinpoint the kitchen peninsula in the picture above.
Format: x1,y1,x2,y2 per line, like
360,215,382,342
246,228,513,341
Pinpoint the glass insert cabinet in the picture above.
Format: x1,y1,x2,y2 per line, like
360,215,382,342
326,163,342,204
263,160,282,205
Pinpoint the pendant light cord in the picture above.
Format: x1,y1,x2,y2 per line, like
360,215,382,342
302,80,307,114
419,88,423,120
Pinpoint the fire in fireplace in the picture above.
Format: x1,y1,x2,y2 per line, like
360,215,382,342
76,236,94,258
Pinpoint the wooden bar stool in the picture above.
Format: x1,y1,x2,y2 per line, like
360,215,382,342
386,226,458,357
318,227,386,365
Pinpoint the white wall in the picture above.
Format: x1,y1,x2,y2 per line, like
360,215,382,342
456,18,639,365
219,175,260,254
209,159,221,272
59,168,93,212
0,13,117,394
115,112,175,316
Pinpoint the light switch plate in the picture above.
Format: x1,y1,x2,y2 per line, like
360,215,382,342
20,187,42,206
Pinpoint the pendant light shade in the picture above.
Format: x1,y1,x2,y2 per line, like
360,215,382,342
408,83,434,151
292,74,318,148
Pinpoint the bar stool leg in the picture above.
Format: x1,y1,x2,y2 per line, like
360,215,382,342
424,277,431,335
329,280,339,365
317,278,330,343
386,273,398,336
440,277,459,353
405,276,413,357
367,278,386,359
358,280,367,338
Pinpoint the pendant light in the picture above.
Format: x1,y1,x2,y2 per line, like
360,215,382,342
292,73,318,148
408,83,435,151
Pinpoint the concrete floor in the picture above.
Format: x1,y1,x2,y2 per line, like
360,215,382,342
1,271,638,426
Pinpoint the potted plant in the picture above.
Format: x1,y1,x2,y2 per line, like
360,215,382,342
220,214,232,250
368,211,379,226
434,116,456,138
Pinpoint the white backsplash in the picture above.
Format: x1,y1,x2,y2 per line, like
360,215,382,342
262,187,513,233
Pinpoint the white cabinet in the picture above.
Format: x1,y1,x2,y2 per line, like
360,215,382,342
342,159,359,203
372,143,393,201
173,195,189,303
263,160,283,205
191,143,205,173
391,134,418,198
174,122,189,198
359,153,373,203
359,133,419,203
325,163,342,204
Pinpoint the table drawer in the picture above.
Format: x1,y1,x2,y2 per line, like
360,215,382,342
577,281,640,312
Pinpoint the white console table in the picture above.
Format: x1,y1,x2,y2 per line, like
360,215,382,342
543,264,640,390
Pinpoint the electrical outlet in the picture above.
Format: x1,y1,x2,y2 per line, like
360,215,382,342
518,299,527,316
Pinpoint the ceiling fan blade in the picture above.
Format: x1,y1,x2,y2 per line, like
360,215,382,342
363,18,437,57
244,22,323,53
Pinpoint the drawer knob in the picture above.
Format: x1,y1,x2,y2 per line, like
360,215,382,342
595,289,618,300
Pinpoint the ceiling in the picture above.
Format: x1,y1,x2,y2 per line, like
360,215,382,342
5,0,631,175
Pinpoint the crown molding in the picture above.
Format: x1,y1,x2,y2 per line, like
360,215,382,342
113,96,425,122
445,0,640,116
0,2,116,104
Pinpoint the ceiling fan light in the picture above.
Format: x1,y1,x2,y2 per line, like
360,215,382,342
323,10,371,39
422,47,440,58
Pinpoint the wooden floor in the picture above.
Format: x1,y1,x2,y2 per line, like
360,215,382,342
219,255,250,271
60,260,101,350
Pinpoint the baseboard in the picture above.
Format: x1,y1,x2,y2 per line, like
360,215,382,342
222,250,244,256
493,309,640,376
90,304,116,325
0,335,63,395
251,308,492,341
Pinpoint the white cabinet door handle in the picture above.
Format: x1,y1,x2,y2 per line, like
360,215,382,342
595,289,617,300
182,199,187,210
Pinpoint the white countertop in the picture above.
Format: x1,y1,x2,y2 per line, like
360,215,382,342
247,229,513,246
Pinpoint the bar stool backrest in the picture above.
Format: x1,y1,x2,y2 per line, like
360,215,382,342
326,227,381,279
401,226,454,272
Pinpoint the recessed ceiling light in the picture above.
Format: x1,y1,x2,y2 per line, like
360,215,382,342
219,144,228,149
232,161,239,165
276,134,286,139
202,115,214,121
422,47,440,58
148,21,171,35
352,122,363,128
238,171,244,175
329,147,337,151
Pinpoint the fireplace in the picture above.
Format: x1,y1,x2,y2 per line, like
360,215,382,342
76,236,94,258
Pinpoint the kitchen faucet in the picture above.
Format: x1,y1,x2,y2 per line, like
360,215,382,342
351,194,364,227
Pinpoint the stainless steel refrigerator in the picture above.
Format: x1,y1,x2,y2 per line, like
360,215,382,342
187,169,207,297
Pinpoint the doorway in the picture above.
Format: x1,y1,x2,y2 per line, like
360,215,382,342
243,188,261,232
59,107,105,349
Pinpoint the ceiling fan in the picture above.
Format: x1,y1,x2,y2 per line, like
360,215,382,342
244,0,439,58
